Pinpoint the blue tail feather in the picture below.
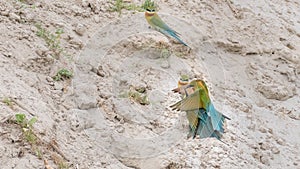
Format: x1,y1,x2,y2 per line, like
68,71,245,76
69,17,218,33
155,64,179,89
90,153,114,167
208,103,227,132
164,30,188,46
195,109,222,140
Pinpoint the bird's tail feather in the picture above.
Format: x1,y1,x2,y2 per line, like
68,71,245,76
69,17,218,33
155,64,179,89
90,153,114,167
165,30,188,47
197,110,222,140
208,103,230,133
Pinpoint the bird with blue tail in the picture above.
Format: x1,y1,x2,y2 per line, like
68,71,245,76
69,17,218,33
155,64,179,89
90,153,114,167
171,79,230,142
145,7,189,47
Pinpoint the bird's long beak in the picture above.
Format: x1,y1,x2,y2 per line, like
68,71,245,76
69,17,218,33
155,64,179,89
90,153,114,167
172,87,181,93
172,84,193,94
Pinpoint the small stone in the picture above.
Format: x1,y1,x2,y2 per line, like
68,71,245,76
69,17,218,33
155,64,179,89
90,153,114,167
160,60,170,69
9,12,20,21
116,126,124,133
46,76,54,83
260,142,269,150
260,156,269,165
96,65,106,77
259,127,267,133
252,152,260,160
250,143,258,149
211,146,222,153
271,147,280,154
247,123,255,130
69,39,84,49
3,52,12,57
53,82,63,90
94,15,100,23
275,138,284,145
74,24,86,36
268,128,273,134
1,10,9,16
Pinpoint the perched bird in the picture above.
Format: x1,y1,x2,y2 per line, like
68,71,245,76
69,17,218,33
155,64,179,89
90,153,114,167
145,8,189,46
174,76,199,138
171,79,230,140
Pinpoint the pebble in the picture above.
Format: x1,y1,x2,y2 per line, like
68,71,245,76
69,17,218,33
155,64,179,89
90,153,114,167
252,152,261,160
160,60,170,69
260,155,270,165
271,147,280,154
53,82,64,90
259,127,267,133
74,23,86,36
9,12,20,22
116,126,124,133
46,76,54,83
1,10,9,16
94,15,100,23
260,142,269,150
275,138,285,145
69,39,84,49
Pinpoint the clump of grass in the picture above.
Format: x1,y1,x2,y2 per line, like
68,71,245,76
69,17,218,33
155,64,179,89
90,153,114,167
160,48,171,58
110,0,158,16
153,41,172,59
110,0,143,15
53,68,73,81
180,74,189,81
58,162,68,169
35,24,64,58
15,113,37,144
2,97,13,107
120,86,150,105
141,0,157,11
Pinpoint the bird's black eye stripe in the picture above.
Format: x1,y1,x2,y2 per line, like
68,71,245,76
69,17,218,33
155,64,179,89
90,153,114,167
146,8,155,12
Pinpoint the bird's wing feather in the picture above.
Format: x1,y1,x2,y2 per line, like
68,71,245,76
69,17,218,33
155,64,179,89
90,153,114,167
186,111,199,131
150,14,180,36
170,89,203,111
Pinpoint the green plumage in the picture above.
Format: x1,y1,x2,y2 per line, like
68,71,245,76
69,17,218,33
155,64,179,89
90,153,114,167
171,79,230,141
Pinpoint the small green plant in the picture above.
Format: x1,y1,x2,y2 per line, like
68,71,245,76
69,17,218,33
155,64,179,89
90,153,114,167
128,91,150,105
3,97,13,107
180,74,189,81
15,113,37,144
35,24,64,58
160,48,171,58
35,148,43,159
58,162,68,169
110,0,154,15
141,0,157,11
53,69,73,81
120,86,150,105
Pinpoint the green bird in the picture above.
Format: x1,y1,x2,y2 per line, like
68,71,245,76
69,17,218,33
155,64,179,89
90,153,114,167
145,8,189,46
171,79,230,140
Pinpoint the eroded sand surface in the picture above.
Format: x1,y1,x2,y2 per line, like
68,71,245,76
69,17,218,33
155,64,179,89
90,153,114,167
0,0,299,168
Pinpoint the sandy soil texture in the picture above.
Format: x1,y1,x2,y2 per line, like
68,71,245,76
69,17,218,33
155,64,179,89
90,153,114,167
0,0,299,168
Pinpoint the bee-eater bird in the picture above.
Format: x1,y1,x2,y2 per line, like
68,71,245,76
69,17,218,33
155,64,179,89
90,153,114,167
171,79,230,138
145,8,189,47
173,76,199,138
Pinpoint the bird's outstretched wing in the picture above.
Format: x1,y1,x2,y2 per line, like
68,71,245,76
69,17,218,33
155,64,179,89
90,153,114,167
170,89,203,111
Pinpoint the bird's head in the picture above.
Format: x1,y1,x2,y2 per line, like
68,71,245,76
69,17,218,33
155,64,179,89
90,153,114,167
178,75,189,87
143,0,157,13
